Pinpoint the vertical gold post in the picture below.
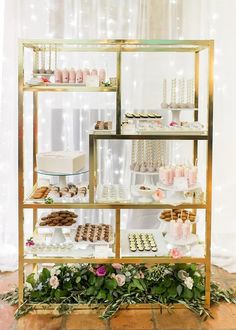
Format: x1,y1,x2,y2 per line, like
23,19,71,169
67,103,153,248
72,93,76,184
33,92,38,228
89,135,95,203
115,209,121,258
205,41,214,307
192,51,199,235
18,42,24,306
116,48,121,134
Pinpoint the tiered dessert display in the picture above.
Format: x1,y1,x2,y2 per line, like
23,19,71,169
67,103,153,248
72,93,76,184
18,40,213,311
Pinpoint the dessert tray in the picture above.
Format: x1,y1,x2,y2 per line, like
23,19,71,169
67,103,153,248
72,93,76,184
137,126,207,135
121,230,168,257
164,233,198,246
27,183,88,203
37,210,78,228
158,209,198,224
131,185,157,202
73,223,114,245
96,184,131,203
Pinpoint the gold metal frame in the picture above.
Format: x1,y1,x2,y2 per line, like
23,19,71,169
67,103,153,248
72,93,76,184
18,39,214,308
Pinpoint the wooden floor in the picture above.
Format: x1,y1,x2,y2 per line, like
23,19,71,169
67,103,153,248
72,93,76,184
0,266,236,330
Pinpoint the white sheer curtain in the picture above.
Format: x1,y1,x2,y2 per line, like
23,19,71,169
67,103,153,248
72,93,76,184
0,0,235,272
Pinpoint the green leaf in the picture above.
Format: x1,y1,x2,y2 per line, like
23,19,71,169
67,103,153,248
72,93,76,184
177,284,183,296
63,281,72,290
76,276,81,284
26,273,36,287
104,279,117,290
97,289,107,300
54,289,67,299
163,277,172,288
39,268,51,282
167,285,177,298
86,286,95,296
182,287,193,300
133,279,144,291
193,287,201,299
95,277,104,288
153,285,166,295
88,273,96,285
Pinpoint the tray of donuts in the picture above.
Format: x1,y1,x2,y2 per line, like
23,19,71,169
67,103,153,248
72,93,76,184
38,210,78,228
158,209,198,224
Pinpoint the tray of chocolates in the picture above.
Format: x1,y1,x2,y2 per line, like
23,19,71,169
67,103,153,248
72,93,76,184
38,210,78,228
29,183,88,201
125,112,162,119
158,209,197,223
96,184,131,203
128,232,158,253
75,223,113,244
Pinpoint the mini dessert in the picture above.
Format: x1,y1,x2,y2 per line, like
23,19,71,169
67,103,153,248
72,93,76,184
94,121,112,130
31,186,49,199
75,223,113,243
159,164,197,186
39,210,78,227
160,209,196,222
139,186,151,191
128,233,157,253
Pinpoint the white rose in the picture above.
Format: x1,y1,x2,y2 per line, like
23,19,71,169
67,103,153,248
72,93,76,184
115,274,126,287
184,276,194,290
49,275,59,289
25,282,33,291
33,272,39,281
177,270,189,281
50,267,61,276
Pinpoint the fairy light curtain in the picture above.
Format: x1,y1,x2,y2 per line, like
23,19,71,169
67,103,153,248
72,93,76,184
0,0,235,271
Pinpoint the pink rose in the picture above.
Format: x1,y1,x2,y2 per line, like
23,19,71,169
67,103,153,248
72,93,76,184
96,266,106,277
169,248,183,259
49,275,59,289
153,189,165,201
112,263,123,270
114,274,126,287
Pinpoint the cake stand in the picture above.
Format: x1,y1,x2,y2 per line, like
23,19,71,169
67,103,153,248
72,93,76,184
36,168,89,186
132,185,157,203
158,182,201,204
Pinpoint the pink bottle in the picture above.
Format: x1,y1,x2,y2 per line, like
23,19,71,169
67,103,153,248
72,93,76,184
83,68,90,83
176,218,183,240
76,69,83,83
99,69,106,84
183,219,191,240
54,69,62,83
69,68,76,83
91,68,98,76
62,68,69,83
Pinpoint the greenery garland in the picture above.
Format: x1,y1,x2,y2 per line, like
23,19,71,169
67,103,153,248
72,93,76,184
1,263,235,320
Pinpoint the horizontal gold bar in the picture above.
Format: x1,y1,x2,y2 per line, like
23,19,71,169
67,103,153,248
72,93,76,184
20,39,211,47
28,302,189,313
24,257,206,264
121,47,198,53
91,134,208,140
23,86,116,93
23,202,207,209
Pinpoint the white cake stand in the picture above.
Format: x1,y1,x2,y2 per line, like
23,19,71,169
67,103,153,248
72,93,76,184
158,182,201,204
36,168,89,186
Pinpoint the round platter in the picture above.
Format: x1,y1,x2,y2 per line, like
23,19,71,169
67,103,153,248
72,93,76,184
164,233,198,246
158,182,201,192
35,168,89,176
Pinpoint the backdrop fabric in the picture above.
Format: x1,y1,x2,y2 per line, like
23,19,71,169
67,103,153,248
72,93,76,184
0,0,235,272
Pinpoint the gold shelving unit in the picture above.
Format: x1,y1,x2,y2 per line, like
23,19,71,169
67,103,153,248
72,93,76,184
18,39,214,308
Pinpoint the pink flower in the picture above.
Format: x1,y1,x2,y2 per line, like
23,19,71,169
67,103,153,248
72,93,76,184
49,275,59,289
169,248,183,259
153,189,165,201
112,263,123,270
96,266,106,277
114,274,126,287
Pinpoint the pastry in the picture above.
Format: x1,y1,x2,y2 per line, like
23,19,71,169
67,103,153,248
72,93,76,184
39,210,78,227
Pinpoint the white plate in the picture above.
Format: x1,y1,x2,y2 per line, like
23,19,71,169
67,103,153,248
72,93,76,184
158,182,201,192
164,233,198,246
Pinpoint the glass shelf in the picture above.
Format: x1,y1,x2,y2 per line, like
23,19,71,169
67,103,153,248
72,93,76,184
36,168,89,177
